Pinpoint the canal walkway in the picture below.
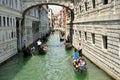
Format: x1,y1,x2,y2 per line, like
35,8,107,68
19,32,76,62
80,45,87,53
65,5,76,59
0,31,114,80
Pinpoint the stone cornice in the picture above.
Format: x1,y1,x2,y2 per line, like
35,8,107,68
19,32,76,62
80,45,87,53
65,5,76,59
73,13,120,23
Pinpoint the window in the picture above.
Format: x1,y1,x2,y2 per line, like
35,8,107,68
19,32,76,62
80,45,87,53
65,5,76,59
103,0,108,5
2,0,5,5
79,31,81,38
11,32,13,38
3,17,6,26
92,0,96,8
10,18,12,26
102,35,107,49
85,2,88,11
92,33,95,44
0,16,1,27
7,17,9,26
79,5,81,12
85,32,87,41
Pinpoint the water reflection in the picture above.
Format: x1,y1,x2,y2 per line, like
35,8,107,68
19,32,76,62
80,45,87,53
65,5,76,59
0,53,31,80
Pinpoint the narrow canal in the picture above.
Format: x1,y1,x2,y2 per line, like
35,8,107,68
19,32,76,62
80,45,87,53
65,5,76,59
0,31,114,80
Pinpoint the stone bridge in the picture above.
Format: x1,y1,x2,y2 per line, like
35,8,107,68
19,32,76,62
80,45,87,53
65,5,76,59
21,0,74,15
22,0,74,10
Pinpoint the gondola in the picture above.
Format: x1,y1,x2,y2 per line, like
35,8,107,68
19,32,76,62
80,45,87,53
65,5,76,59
65,42,72,49
22,47,32,56
38,44,48,54
60,36,64,41
73,57,87,73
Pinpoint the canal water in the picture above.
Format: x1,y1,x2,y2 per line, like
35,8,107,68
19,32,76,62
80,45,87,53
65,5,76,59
0,31,114,80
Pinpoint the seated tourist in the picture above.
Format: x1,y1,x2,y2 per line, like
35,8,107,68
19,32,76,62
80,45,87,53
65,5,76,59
79,59,86,72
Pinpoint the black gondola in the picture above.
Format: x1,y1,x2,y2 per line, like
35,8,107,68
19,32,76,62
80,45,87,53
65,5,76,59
65,42,72,49
38,45,48,54
22,47,32,56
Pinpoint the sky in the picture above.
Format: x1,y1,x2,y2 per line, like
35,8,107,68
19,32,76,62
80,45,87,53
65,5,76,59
49,5,62,14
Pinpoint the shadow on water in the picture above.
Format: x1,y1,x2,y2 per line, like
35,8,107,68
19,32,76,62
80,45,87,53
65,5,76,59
0,53,31,80
74,69,88,80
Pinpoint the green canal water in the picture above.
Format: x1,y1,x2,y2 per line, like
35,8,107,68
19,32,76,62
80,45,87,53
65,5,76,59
0,31,114,80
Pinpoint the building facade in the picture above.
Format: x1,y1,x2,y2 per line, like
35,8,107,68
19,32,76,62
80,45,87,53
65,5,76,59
0,1,50,63
67,0,120,79
48,8,53,31
24,7,40,47
0,0,22,63
39,5,49,38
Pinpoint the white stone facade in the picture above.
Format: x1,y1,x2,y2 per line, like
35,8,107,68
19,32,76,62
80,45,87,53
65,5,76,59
68,0,120,79
0,0,21,63
0,0,45,63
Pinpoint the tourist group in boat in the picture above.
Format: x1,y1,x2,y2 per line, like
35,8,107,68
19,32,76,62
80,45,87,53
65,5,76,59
22,39,48,56
73,43,87,73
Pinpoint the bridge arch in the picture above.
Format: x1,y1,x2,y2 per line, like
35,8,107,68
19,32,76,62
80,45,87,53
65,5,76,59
22,3,74,22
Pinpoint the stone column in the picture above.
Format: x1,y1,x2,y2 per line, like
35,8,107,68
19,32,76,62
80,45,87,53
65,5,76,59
1,16,3,27
13,0,15,9
18,19,22,50
5,17,7,27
